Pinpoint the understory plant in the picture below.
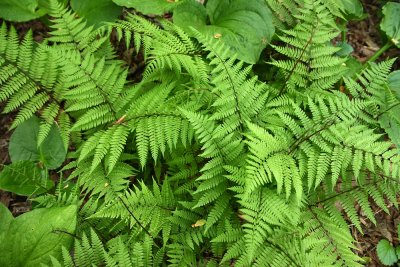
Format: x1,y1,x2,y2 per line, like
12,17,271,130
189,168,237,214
0,0,400,266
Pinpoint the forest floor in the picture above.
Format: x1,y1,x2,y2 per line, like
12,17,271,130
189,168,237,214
0,0,399,266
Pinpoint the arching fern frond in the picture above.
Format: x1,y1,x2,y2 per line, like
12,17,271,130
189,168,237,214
111,15,209,85
46,0,111,56
270,0,347,93
0,25,60,128
55,50,127,131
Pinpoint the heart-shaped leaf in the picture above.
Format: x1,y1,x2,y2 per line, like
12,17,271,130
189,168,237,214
71,0,122,27
379,71,400,149
112,0,181,15
9,116,67,170
380,2,400,47
335,42,354,57
0,203,13,244
340,0,364,19
388,70,400,99
0,161,54,196
0,205,77,267
0,0,46,22
174,0,274,63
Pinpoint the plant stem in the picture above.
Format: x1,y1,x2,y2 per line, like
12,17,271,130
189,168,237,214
364,41,393,66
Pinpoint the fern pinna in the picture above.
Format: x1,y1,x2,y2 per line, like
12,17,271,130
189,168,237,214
0,0,399,266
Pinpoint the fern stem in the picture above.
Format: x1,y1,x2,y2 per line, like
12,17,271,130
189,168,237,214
288,120,335,154
314,170,400,205
308,206,347,265
278,26,316,95
117,195,160,247
0,56,64,109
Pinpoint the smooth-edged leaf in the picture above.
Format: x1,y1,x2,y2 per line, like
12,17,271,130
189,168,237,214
112,0,182,15
343,57,362,77
9,116,67,169
335,42,354,57
379,106,400,149
377,239,398,266
0,205,77,267
71,0,122,27
396,245,400,259
388,70,400,99
0,161,53,196
380,2,400,47
173,0,275,63
379,71,400,149
0,203,13,244
0,0,46,22
339,0,364,19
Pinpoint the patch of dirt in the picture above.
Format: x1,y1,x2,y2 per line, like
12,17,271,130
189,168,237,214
347,0,399,68
351,201,400,266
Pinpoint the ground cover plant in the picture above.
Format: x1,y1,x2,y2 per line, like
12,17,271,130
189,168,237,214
0,0,400,266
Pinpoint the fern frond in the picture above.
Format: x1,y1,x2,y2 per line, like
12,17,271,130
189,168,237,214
46,0,111,56
111,15,209,85
0,25,60,128
270,0,347,93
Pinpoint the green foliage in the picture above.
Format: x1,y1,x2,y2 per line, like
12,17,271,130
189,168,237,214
377,239,399,266
0,0,399,266
0,205,77,267
173,0,275,63
339,0,364,19
376,225,400,266
112,0,183,15
381,2,400,47
0,161,54,195
70,0,122,27
0,203,13,243
9,116,66,169
0,0,47,22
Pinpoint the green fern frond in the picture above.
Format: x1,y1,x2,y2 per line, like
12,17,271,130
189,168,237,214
46,0,110,56
270,0,347,93
111,15,209,85
0,25,60,128
92,179,176,238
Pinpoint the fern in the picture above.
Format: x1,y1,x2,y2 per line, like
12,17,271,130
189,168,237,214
269,0,347,94
0,25,60,128
1,1,399,266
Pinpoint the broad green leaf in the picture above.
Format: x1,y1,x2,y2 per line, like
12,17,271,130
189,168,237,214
0,161,53,196
380,71,400,149
71,0,122,27
112,0,182,15
381,2,400,47
0,0,46,22
388,70,400,99
9,116,67,169
396,245,400,259
0,203,13,244
377,239,398,266
174,0,274,63
335,42,354,57
343,57,362,78
0,205,77,267
339,0,364,19
379,107,400,149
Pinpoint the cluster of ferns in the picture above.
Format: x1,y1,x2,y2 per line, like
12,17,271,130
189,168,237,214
0,0,399,266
